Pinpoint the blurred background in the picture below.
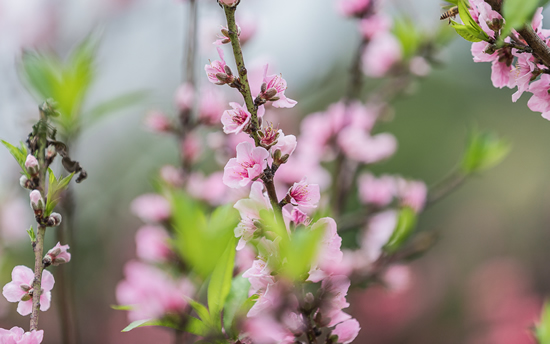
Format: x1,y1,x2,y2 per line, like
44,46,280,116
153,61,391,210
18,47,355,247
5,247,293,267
0,0,549,343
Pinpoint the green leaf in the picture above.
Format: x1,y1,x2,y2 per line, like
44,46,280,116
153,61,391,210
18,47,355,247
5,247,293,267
188,299,212,325
451,0,490,42
122,319,157,332
208,238,237,331
393,17,422,58
111,304,133,311
461,128,510,174
1,140,30,175
536,301,550,344
450,22,484,42
502,0,539,39
87,90,149,125
383,207,417,253
45,169,74,216
27,226,36,243
122,316,209,336
223,276,252,338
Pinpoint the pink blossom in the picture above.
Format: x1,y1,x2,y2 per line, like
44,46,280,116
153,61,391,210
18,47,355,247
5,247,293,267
270,130,297,160
223,142,269,188
235,245,256,274
491,59,514,89
362,33,402,77
361,210,397,263
527,74,550,119
337,127,397,164
358,173,396,207
261,65,297,108
205,47,230,85
0,327,44,344
333,319,361,344
275,154,331,191
338,0,371,17
174,83,194,111
234,181,272,249
24,155,38,171
247,283,283,318
130,194,171,223
471,41,497,63
219,0,238,6
144,111,172,133
116,261,194,322
44,242,71,266
283,206,310,229
29,190,44,212
244,315,296,344
0,198,28,244
287,178,320,208
181,132,202,163
409,56,431,77
159,165,184,188
308,218,344,283
242,258,275,295
2,265,54,316
186,172,228,206
135,226,172,263
359,14,391,39
199,85,226,125
396,178,427,213
382,265,412,292
511,52,535,102
221,102,252,134
319,275,352,327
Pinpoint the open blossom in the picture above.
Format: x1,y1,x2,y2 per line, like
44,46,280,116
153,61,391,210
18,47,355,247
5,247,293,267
260,65,297,108
135,226,172,263
319,275,352,327
2,266,54,316
358,173,396,207
333,319,361,344
44,242,71,266
510,52,535,102
221,102,252,134
0,327,44,344
130,194,171,223
287,177,320,208
527,74,550,120
234,181,272,250
205,47,231,85
116,261,194,322
244,315,296,344
270,130,297,160
362,33,402,77
223,142,269,188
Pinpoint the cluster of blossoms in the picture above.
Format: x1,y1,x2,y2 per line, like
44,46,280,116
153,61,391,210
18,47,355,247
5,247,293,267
465,1,550,120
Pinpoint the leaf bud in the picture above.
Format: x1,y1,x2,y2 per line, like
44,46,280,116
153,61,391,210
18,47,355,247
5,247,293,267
46,213,62,227
46,145,57,160
260,82,267,93
224,65,233,76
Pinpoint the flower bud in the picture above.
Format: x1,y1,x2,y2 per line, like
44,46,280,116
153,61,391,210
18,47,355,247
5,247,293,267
260,82,267,93
25,155,39,176
46,213,62,227
20,175,33,189
263,88,278,100
46,145,57,160
224,65,233,76
44,242,71,267
29,190,44,213
19,284,31,292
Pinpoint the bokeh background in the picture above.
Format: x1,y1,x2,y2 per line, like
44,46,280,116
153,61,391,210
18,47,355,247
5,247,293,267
0,0,549,343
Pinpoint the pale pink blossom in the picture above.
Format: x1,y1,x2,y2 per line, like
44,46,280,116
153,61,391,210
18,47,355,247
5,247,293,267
181,132,202,163
235,245,256,274
29,190,43,212
382,265,412,292
319,275,351,327
283,206,310,229
186,172,228,206
260,65,297,108
333,319,361,344
135,226,172,263
359,14,391,39
361,210,397,263
362,33,402,77
2,265,54,316
244,315,296,344
358,173,396,207
24,155,38,171
491,59,514,89
396,178,427,213
205,47,230,85
527,74,550,120
0,198,28,243
242,259,275,295
223,142,269,188
174,83,194,111
247,283,283,318
130,194,171,223
219,0,238,6
270,131,297,160
287,178,320,208
144,111,172,133
159,165,184,188
234,181,272,249
409,56,431,77
308,218,344,283
511,52,535,102
0,327,44,344
275,154,331,191
221,102,252,134
471,41,497,63
44,242,71,266
116,261,194,322
338,0,371,17
337,127,397,164
199,85,226,125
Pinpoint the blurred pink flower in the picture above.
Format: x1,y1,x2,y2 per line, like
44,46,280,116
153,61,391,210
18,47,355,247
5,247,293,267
337,127,397,164
244,315,296,344
221,102,252,134
174,83,194,111
527,74,550,120
287,178,320,209
409,56,431,77
358,173,395,207
0,327,44,344
0,198,29,243
247,282,283,318
361,210,397,263
234,181,272,250
333,318,361,344
199,85,226,125
186,172,228,206
338,0,371,17
243,259,275,296
382,264,412,292
159,165,184,188
144,111,172,133
396,178,427,213
130,194,171,223
308,217,343,283
44,242,71,266
2,265,54,316
319,275,352,327
261,65,297,108
359,14,391,39
116,261,194,322
223,142,269,188
181,132,202,163
362,33,402,77
135,226,172,263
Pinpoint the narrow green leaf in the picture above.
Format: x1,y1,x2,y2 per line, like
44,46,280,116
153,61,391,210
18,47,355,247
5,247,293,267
122,316,209,336
208,237,237,330
44,169,74,216
451,22,484,42
111,304,133,311
1,140,28,173
454,0,490,42
461,128,510,174
383,207,417,253
223,276,251,338
26,226,36,243
188,299,211,325
122,319,157,332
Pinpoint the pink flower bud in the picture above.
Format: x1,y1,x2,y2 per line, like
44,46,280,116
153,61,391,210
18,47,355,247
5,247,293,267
219,0,239,6
0,327,44,344
44,242,71,266
29,190,44,212
174,83,195,111
25,155,39,175
19,176,31,189
144,111,172,133
46,212,62,227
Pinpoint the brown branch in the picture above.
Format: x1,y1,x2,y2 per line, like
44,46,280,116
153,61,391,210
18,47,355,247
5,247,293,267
517,26,550,68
